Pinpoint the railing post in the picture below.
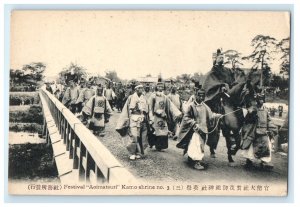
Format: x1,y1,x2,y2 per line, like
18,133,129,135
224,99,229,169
69,129,75,158
63,118,68,144
73,135,79,169
85,151,91,183
95,166,105,183
78,141,85,181
42,117,47,137
60,116,64,139
66,124,70,151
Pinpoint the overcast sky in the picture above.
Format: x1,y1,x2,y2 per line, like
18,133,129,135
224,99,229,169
10,11,290,79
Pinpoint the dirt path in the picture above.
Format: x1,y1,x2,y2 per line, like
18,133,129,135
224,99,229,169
96,111,288,185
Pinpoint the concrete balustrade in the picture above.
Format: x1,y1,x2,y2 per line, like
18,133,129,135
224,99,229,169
39,88,136,184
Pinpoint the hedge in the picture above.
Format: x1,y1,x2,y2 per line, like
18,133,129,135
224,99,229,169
9,105,43,124
9,92,40,106
10,85,37,92
9,143,58,180
9,123,43,134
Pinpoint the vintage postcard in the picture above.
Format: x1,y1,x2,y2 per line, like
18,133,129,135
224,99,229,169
8,10,290,196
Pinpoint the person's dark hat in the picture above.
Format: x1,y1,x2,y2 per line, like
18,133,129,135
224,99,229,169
157,82,164,86
213,48,223,58
80,78,86,84
96,83,103,88
256,93,265,100
131,81,137,90
145,83,150,88
194,81,202,90
94,78,102,87
196,88,206,95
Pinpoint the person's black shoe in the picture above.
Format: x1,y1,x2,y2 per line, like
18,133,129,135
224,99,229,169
243,159,253,169
261,162,274,171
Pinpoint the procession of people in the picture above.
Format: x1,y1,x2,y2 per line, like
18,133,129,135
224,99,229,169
44,49,282,172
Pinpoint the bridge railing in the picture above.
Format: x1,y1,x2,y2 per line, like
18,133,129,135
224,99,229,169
39,88,136,184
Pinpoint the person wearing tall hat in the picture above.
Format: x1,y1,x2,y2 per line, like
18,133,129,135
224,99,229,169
82,84,112,136
176,88,222,170
116,84,150,160
186,81,202,107
203,49,232,106
202,49,234,158
62,79,80,114
240,91,278,170
148,82,182,151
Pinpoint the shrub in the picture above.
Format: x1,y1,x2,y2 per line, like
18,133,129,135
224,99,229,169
9,123,43,134
9,92,40,106
9,143,58,180
10,85,37,92
9,105,43,124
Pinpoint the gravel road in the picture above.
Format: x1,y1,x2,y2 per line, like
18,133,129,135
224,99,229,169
97,110,288,185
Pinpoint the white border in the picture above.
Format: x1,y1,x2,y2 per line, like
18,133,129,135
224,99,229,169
1,0,298,206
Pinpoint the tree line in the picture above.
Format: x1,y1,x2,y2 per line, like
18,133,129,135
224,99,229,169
10,35,290,91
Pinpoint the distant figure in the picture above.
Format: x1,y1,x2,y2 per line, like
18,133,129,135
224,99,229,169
167,86,182,112
167,86,182,140
115,82,126,112
76,80,95,114
45,82,53,94
62,80,80,114
144,84,153,104
104,83,116,111
278,105,283,117
270,106,276,117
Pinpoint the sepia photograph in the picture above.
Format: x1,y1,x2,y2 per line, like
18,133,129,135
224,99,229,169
8,10,290,196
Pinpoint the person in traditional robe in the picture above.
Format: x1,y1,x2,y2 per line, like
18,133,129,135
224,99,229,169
45,82,53,94
76,81,96,124
144,84,153,105
82,84,112,136
203,49,233,108
202,49,234,158
148,82,182,151
116,85,150,160
185,82,201,111
76,79,87,113
62,80,80,114
167,86,182,140
176,88,222,170
115,82,126,112
240,93,278,170
104,83,116,111
167,86,182,111
278,105,283,117
53,81,64,101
